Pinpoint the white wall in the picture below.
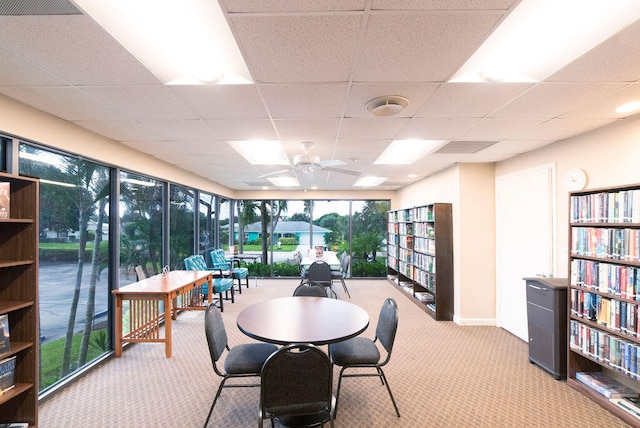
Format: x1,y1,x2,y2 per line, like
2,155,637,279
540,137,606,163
397,164,496,324
496,115,640,279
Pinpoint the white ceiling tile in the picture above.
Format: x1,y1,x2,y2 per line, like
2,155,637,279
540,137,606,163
371,0,516,10
548,20,640,83
205,119,278,140
0,44,67,87
274,119,341,140
81,86,198,120
397,117,480,140
74,120,166,141
354,12,503,82
1,86,126,121
260,84,348,118
415,83,533,118
222,0,366,13
561,84,640,119
518,118,619,141
339,118,409,139
135,119,218,141
170,85,269,119
0,15,159,85
231,14,361,83
490,83,626,119
459,118,546,140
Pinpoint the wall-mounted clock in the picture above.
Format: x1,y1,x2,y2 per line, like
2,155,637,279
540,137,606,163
563,168,587,191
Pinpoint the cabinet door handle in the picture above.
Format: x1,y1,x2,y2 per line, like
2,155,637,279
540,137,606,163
528,284,547,291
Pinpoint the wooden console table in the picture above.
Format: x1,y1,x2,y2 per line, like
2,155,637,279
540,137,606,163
112,270,213,358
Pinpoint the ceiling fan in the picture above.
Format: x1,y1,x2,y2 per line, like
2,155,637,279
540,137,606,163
259,141,361,178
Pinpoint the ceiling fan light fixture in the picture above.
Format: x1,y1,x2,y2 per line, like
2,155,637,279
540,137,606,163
366,96,409,117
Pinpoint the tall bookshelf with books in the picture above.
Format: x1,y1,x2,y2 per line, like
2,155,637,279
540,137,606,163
0,172,39,427
387,203,453,321
568,184,640,426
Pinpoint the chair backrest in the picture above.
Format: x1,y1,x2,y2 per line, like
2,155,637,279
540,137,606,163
293,284,328,297
376,298,399,358
210,249,230,270
204,304,229,365
307,260,332,283
184,254,208,271
134,265,146,280
340,254,350,276
261,344,333,419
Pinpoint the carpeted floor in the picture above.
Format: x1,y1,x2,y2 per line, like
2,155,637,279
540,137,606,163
39,279,630,427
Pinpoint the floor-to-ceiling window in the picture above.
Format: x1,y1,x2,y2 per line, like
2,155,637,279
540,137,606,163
119,171,164,281
351,200,389,277
169,184,195,268
198,191,216,256
19,144,112,392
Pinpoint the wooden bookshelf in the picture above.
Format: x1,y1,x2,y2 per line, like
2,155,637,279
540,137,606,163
387,203,453,321
567,184,640,426
0,172,39,427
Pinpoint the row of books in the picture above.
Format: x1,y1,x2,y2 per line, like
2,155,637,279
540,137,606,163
387,255,398,270
575,372,638,399
398,248,412,264
397,261,413,279
387,244,398,259
571,289,640,338
398,222,412,235
413,222,435,238
611,396,640,420
570,320,640,380
414,269,436,292
414,236,436,255
570,189,640,224
571,259,640,299
414,253,435,273
398,235,413,250
571,227,640,262
387,223,398,234
413,205,435,222
388,233,398,247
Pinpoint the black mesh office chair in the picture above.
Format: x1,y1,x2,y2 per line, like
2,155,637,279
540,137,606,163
328,298,400,418
259,344,334,427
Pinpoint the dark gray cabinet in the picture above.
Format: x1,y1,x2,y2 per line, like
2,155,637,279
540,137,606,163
525,277,567,380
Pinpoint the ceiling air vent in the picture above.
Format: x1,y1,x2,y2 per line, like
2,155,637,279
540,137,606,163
435,141,496,154
0,0,81,16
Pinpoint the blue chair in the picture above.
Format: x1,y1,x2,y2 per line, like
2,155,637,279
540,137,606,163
184,255,234,312
210,249,249,293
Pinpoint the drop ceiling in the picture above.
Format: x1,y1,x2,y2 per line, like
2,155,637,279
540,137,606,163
0,0,639,191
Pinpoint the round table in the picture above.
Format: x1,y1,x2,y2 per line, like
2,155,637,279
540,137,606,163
236,296,370,345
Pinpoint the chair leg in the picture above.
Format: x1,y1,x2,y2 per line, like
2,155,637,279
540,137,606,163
378,368,400,417
340,278,351,298
333,366,347,418
203,379,227,427
218,292,224,312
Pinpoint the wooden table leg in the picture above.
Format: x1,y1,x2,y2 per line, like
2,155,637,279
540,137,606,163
164,295,172,358
115,295,123,358
207,275,213,305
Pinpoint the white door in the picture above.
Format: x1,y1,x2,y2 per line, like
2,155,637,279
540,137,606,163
496,166,554,341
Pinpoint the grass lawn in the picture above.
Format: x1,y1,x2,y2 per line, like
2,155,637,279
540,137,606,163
40,329,105,390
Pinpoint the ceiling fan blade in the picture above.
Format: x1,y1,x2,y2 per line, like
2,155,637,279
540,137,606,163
257,168,292,178
317,159,346,167
321,166,361,176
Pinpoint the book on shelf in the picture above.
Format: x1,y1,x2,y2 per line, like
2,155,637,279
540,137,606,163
0,355,16,395
0,314,9,353
0,182,9,219
576,371,639,399
611,397,640,419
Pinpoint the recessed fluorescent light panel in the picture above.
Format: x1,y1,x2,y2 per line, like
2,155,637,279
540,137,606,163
353,176,388,187
616,101,640,114
374,140,445,165
450,0,640,82
228,141,290,165
268,177,300,187
74,0,253,85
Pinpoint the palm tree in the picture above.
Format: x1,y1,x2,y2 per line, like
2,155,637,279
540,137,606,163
237,200,258,253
